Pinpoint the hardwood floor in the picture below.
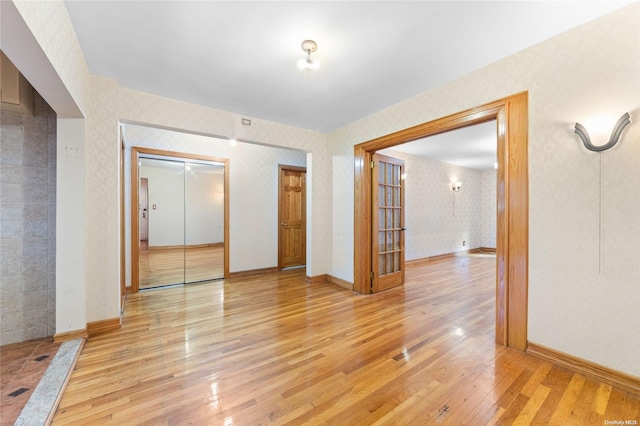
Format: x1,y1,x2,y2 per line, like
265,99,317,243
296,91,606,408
139,245,224,289
52,254,639,425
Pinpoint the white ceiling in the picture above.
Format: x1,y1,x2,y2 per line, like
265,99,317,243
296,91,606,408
391,120,498,170
64,1,632,169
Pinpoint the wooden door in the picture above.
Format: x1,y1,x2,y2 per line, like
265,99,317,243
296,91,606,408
371,154,405,292
139,178,149,242
278,166,306,269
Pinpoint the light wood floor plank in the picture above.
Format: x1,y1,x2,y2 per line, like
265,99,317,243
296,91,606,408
52,254,638,425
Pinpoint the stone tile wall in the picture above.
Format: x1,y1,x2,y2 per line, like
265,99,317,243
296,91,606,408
1,92,56,345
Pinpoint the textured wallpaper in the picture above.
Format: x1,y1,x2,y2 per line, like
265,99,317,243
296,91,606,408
10,0,639,376
379,148,486,260
118,88,331,277
12,0,90,115
481,169,497,248
328,4,640,376
123,123,307,282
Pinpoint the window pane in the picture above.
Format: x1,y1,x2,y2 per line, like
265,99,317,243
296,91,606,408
379,254,386,275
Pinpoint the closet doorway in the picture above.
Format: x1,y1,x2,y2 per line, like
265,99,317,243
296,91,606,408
131,147,229,292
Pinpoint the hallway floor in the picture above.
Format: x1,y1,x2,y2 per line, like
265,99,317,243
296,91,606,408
0,337,61,426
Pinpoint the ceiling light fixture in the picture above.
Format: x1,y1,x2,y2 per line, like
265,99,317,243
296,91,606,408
297,39,319,70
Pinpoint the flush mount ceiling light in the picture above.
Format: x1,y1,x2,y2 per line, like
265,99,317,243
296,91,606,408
297,39,319,70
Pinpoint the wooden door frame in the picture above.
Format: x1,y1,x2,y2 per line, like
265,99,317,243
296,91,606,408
130,147,230,293
120,130,126,304
277,165,307,269
354,92,528,351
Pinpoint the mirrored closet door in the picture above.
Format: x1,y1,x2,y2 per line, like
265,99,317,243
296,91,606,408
137,155,225,289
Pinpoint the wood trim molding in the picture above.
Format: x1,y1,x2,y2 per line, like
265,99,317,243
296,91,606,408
148,242,224,251
228,267,279,279
120,131,126,308
477,247,497,253
329,275,354,291
87,318,121,337
130,147,231,292
527,342,640,396
305,274,330,284
305,274,354,291
53,329,88,343
353,92,528,351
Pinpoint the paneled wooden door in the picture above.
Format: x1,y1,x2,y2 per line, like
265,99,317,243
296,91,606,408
278,166,306,269
372,153,405,292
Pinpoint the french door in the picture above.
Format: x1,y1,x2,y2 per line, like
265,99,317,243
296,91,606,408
371,153,405,292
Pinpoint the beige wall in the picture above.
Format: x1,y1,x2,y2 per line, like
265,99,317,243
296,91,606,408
327,4,640,376
378,148,489,259
4,0,638,378
123,124,307,281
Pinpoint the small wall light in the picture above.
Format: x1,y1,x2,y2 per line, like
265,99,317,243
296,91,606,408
574,112,631,152
297,40,319,70
452,181,462,192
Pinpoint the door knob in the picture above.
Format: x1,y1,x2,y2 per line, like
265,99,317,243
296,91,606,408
281,223,288,226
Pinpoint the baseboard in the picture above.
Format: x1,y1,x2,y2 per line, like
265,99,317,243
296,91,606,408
228,266,279,278
305,274,354,291
328,275,354,291
305,274,330,284
406,248,497,267
476,247,496,253
527,341,640,395
148,242,223,251
53,328,88,343
405,252,457,267
87,317,121,337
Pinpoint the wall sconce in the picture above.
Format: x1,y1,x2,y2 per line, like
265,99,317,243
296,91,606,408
574,112,631,152
452,181,462,192
573,112,631,275
297,40,319,70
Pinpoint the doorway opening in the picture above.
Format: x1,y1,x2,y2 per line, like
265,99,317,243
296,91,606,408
354,92,528,351
131,147,230,292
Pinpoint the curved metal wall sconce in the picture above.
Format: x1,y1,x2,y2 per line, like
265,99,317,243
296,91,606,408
574,112,631,152
573,112,631,274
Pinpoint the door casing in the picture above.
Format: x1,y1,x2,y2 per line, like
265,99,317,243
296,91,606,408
353,92,529,351
131,147,230,293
